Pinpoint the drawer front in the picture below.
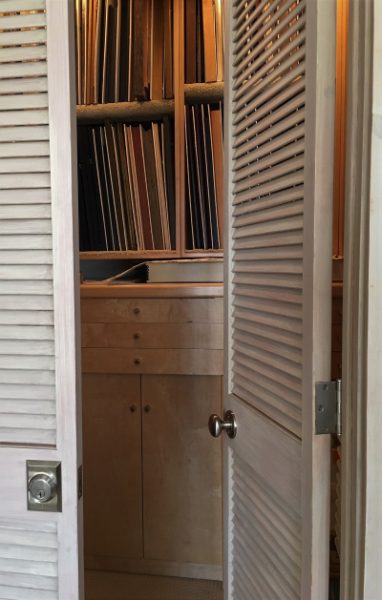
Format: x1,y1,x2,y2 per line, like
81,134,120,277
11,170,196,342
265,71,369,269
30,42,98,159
82,348,224,376
82,322,224,350
81,297,224,324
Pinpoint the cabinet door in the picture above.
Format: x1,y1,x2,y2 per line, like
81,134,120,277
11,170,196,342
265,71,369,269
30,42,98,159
83,374,143,565
142,375,222,567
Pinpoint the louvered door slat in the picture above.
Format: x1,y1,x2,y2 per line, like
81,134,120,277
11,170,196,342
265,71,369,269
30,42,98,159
0,110,48,126
0,370,54,385
0,11,46,28
0,157,50,173
0,61,47,79
0,45,47,63
0,325,53,340
0,189,51,203
0,249,52,263
0,28,46,46
0,77,47,95
0,125,49,142
0,205,51,219
0,140,49,157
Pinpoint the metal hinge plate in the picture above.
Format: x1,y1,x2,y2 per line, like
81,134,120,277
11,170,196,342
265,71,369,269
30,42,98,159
315,380,342,435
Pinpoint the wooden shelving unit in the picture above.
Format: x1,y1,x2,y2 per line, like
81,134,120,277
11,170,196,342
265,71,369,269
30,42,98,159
77,1,224,262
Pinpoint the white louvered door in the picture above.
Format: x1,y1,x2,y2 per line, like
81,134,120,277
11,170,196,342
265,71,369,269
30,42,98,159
223,1,335,598
0,2,82,599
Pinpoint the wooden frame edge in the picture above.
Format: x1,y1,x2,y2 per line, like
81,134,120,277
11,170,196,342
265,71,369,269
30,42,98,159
340,1,374,598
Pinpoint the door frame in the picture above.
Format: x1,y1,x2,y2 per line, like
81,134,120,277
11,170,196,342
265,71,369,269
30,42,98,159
47,0,83,596
341,0,382,598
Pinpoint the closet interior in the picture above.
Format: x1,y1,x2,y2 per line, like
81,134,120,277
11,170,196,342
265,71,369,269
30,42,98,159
76,2,225,599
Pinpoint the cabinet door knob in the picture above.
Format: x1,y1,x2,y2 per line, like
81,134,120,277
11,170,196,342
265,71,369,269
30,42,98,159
144,405,151,413
129,404,137,413
208,410,237,439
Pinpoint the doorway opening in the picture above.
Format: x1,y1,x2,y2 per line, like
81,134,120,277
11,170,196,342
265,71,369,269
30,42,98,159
76,1,348,599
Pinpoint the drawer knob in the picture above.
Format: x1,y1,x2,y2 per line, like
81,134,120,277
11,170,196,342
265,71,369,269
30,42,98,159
134,358,141,366
133,307,140,315
133,332,140,340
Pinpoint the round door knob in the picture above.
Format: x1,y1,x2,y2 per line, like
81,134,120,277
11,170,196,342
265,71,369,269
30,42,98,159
28,473,57,503
208,410,237,439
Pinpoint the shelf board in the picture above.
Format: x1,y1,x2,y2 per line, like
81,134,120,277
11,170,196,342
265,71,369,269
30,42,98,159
80,250,179,260
184,82,224,105
77,99,174,124
183,249,224,258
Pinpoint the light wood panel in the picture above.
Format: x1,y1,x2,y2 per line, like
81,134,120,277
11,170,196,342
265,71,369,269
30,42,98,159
82,374,143,563
82,347,224,376
80,283,223,300
142,375,223,567
82,322,223,350
81,297,224,324
85,570,223,600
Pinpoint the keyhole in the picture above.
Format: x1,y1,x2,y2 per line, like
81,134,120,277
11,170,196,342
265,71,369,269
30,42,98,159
38,490,45,500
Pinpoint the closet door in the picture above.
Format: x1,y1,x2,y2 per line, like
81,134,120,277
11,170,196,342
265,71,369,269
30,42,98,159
223,1,335,598
0,2,82,599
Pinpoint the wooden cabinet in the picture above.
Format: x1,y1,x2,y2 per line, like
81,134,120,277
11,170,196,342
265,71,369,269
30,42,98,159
82,374,143,562
81,284,224,580
142,375,223,567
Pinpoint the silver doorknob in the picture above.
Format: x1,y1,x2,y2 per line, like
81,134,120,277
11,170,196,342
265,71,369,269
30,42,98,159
208,410,237,439
28,473,57,503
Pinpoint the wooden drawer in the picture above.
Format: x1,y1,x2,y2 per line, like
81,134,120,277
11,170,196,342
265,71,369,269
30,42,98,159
81,297,224,324
82,347,224,376
82,322,224,350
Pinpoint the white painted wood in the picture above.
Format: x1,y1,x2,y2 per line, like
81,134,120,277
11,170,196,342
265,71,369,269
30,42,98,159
363,26,382,584
0,189,51,204
0,1,83,599
224,0,335,599
46,0,83,596
0,141,50,158
0,125,49,141
0,45,47,63
341,1,382,598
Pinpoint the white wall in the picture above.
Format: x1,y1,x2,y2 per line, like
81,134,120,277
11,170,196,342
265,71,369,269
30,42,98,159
363,2,382,598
